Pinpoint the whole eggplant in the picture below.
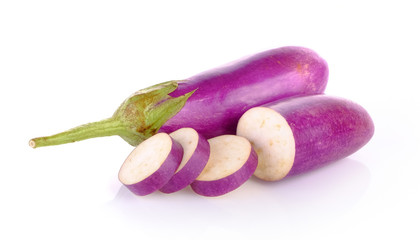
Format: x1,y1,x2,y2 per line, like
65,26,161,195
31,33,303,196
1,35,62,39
30,46,328,148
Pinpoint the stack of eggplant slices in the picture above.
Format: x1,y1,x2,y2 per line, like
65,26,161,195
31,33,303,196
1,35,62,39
30,46,374,197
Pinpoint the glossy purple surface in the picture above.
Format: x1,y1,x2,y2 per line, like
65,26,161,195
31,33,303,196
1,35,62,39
160,46,328,138
160,132,210,194
124,137,183,196
190,147,258,197
264,95,374,177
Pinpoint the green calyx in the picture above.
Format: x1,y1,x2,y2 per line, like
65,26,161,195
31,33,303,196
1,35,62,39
29,81,196,148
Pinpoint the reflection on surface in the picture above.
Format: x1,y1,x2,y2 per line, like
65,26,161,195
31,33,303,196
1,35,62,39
108,157,370,236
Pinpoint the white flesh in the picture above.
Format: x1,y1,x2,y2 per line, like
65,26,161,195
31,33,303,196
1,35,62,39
196,135,251,181
237,107,295,181
118,133,173,185
169,128,199,173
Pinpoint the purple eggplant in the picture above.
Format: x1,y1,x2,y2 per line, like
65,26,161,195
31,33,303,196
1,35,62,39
30,46,328,148
236,95,375,181
190,135,258,197
159,128,210,194
118,133,183,196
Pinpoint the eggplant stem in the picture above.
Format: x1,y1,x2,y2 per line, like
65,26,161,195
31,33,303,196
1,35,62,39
29,118,125,148
29,81,196,148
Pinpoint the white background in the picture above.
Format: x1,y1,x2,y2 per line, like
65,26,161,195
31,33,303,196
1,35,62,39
1,0,419,239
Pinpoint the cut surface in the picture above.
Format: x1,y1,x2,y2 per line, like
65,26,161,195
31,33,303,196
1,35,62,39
237,107,295,181
118,133,173,185
169,128,198,173
196,135,251,181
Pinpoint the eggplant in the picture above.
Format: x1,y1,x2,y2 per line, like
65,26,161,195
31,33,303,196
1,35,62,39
118,133,183,196
159,128,210,194
30,46,328,148
236,95,375,181
190,135,258,197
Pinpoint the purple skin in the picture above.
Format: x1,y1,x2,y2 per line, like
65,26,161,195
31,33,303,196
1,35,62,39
160,46,328,138
159,132,210,194
190,148,258,197
123,138,183,196
265,95,374,177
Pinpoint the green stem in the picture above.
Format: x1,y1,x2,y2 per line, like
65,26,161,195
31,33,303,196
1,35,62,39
29,81,196,148
29,118,125,148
